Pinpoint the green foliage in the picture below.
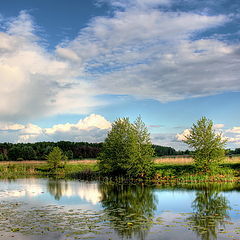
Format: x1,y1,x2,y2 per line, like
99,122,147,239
46,147,67,171
2,139,240,163
65,150,73,160
99,116,155,178
22,146,36,160
0,154,4,161
8,145,36,160
184,117,227,174
8,146,21,161
132,116,155,177
1,141,103,161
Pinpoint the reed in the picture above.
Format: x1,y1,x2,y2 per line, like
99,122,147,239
154,155,240,165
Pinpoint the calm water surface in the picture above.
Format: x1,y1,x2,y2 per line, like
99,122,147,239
0,178,240,240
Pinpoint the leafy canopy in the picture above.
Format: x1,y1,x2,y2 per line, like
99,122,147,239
99,116,155,178
184,117,227,173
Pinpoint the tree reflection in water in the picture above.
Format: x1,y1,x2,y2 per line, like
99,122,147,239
188,186,231,240
47,179,68,200
100,183,157,240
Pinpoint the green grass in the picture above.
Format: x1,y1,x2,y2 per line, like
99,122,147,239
0,163,40,179
154,163,238,183
0,163,98,179
0,161,240,182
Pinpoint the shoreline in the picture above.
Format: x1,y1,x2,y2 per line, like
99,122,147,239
0,161,239,183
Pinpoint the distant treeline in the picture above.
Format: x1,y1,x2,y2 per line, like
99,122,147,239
0,141,239,161
152,145,190,156
228,148,240,155
0,142,102,161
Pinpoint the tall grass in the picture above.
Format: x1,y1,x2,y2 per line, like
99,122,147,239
0,163,39,178
0,163,98,179
154,155,240,165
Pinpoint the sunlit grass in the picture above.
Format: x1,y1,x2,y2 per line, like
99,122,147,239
154,155,240,165
0,157,240,182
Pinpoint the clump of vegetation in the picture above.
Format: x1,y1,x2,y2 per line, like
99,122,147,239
46,147,67,172
184,117,227,175
0,162,98,179
0,141,103,161
99,116,155,179
65,150,74,160
8,145,36,161
0,153,4,161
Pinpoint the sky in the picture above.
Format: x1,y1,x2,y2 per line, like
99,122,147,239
0,0,239,150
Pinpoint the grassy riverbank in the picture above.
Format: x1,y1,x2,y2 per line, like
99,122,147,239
0,162,97,179
0,156,240,182
154,163,238,183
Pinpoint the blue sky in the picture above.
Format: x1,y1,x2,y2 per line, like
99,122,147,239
0,0,239,149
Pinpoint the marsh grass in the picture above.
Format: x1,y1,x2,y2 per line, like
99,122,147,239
0,163,98,179
154,155,193,164
0,159,240,182
0,163,39,178
154,155,240,165
154,163,237,183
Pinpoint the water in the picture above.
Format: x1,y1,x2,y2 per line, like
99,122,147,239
0,178,240,240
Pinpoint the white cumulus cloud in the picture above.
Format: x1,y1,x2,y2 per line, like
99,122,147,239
176,129,191,141
0,11,105,122
214,124,225,129
56,1,240,104
0,123,25,131
0,2,239,138
227,127,240,134
0,114,111,143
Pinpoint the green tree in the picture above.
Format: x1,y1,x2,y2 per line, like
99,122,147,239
99,117,155,178
132,116,155,177
8,146,22,161
22,146,36,160
65,150,73,160
47,147,67,171
184,117,227,173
